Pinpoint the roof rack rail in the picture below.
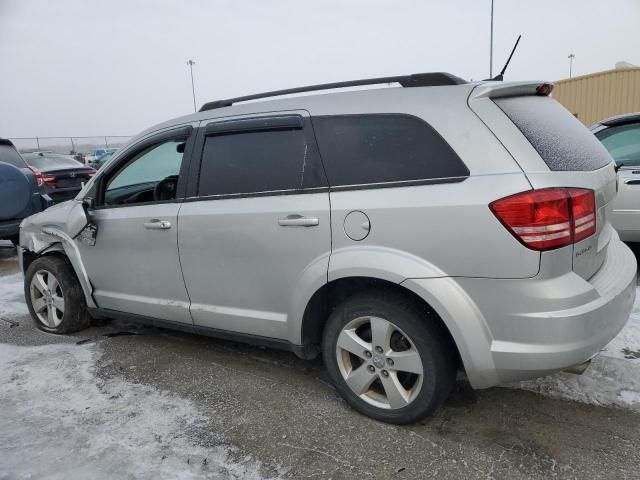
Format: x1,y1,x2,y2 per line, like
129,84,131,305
199,72,467,112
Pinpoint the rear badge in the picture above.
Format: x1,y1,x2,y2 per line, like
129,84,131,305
79,223,98,246
575,245,592,258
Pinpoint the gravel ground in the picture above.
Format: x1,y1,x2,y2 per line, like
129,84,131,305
1,243,639,479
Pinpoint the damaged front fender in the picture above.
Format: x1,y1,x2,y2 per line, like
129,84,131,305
20,200,97,308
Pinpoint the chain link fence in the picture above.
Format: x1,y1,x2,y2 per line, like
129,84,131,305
10,136,132,156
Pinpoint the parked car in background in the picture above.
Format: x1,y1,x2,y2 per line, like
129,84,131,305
22,152,96,203
0,138,52,244
91,149,117,170
85,147,117,165
592,112,640,242
18,73,636,424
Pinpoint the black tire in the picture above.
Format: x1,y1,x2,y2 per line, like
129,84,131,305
322,289,456,424
24,255,91,334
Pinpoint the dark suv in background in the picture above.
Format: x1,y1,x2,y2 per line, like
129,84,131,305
0,138,52,245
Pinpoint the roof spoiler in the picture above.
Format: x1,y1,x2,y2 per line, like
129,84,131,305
470,81,555,100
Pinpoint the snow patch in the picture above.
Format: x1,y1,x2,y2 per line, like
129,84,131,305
0,342,279,479
512,287,640,412
0,272,28,320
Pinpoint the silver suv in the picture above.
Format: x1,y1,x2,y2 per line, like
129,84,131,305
18,73,637,424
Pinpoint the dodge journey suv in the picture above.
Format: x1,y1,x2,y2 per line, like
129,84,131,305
18,72,637,424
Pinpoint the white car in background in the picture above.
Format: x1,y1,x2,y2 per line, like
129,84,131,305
592,113,640,242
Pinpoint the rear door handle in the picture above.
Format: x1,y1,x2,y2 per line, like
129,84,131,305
143,219,172,230
278,214,319,227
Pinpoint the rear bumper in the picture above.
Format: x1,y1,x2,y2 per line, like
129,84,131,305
404,237,637,388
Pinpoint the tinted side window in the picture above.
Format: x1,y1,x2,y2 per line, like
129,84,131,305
596,123,640,166
0,144,27,168
311,114,468,187
198,129,310,196
494,96,612,171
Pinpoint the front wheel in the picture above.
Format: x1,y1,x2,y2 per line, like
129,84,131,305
24,255,91,334
323,290,456,424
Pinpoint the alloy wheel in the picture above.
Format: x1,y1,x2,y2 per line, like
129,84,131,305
29,269,65,328
335,316,424,409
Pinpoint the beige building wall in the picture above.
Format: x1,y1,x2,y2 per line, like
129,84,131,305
552,67,640,127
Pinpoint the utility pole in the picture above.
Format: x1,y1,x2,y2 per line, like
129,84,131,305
568,54,575,78
186,59,197,112
489,0,494,78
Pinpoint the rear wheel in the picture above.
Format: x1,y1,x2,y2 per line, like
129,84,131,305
24,256,91,334
323,289,456,424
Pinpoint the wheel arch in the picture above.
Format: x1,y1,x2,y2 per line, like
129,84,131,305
20,230,97,309
297,276,462,369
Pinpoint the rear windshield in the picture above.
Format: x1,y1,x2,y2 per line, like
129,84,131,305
23,154,82,170
494,96,612,171
0,144,27,168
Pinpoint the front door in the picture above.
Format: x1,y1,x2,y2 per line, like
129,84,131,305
77,126,196,323
178,113,331,340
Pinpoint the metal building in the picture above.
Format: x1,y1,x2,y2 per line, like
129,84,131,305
551,66,640,127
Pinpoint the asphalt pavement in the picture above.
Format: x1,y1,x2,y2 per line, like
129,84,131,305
1,245,639,479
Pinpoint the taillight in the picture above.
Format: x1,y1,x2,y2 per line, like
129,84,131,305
27,166,44,187
569,189,597,242
490,188,596,251
41,173,56,186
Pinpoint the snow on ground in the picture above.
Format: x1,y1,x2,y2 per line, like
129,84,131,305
0,272,638,479
511,288,640,412
0,272,28,320
0,342,281,479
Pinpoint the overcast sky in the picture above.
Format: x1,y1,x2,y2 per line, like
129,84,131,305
1,0,638,138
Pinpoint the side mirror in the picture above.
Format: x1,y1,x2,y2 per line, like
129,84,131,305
82,197,95,214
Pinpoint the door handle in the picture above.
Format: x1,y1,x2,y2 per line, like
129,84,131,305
278,214,319,227
143,219,172,230
624,179,640,185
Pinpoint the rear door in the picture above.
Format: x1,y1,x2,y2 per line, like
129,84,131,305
595,122,640,241
178,113,331,340
469,85,617,279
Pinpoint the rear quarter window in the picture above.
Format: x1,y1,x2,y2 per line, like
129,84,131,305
0,144,27,168
311,114,469,187
494,96,612,171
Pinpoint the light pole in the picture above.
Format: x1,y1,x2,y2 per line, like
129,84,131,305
186,59,197,112
489,0,494,78
568,53,575,79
